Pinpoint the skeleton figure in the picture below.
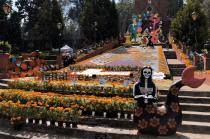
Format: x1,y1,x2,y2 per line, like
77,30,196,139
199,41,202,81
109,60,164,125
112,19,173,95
133,66,157,105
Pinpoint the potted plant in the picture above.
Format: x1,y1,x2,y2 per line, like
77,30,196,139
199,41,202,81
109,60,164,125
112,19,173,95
202,49,209,57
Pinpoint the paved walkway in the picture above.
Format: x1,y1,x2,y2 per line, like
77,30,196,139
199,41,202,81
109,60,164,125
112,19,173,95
0,126,209,139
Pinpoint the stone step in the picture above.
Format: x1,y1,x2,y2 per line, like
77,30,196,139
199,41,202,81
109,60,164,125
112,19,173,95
26,120,210,136
169,68,185,76
46,60,57,65
182,111,210,123
159,102,210,112
164,50,177,59
44,55,57,60
168,64,186,69
167,59,185,68
0,83,8,89
0,79,13,84
159,95,210,104
178,121,210,134
159,89,210,97
1,118,210,138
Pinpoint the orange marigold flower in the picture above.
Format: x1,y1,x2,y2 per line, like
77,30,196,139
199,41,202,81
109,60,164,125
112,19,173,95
49,107,54,110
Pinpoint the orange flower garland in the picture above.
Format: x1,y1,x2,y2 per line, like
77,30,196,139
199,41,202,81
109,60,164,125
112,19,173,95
158,46,170,75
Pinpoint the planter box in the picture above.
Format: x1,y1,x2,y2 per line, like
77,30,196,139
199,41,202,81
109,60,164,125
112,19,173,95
0,54,9,78
0,54,9,72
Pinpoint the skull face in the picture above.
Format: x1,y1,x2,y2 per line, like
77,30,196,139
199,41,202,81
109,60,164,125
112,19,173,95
143,68,152,79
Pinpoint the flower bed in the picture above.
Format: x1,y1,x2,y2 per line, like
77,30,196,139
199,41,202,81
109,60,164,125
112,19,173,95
158,46,170,75
69,65,140,72
9,80,133,97
172,42,193,67
0,100,81,127
0,89,135,118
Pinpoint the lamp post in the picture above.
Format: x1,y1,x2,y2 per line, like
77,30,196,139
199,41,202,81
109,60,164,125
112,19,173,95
191,12,198,53
94,21,97,47
57,22,62,55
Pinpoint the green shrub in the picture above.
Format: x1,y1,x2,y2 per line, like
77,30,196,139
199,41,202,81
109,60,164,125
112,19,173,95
0,41,12,54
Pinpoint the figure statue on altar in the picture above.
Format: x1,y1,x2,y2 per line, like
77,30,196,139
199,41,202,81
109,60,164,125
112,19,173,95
128,16,138,42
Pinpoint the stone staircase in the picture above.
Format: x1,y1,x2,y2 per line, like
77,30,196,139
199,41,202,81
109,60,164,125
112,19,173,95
163,48,186,77
44,55,58,65
167,59,186,77
159,89,210,134
0,79,10,89
164,49,177,59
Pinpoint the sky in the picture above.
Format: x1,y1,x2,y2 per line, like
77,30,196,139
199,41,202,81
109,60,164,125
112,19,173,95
12,0,187,11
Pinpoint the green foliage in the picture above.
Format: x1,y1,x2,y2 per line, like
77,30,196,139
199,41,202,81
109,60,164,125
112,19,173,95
51,0,64,49
0,41,12,53
79,0,119,42
7,11,22,53
15,0,64,50
171,0,208,52
116,0,135,35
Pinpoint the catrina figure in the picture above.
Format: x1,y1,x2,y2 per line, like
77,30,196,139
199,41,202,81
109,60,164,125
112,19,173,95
133,66,157,106
134,67,205,136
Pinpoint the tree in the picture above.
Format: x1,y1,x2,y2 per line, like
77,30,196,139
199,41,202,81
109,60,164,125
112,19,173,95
15,0,64,50
116,0,135,35
202,0,210,17
79,0,96,42
79,0,119,43
31,0,52,50
202,0,210,25
51,0,64,49
7,11,22,52
0,0,12,41
171,0,208,52
107,0,119,38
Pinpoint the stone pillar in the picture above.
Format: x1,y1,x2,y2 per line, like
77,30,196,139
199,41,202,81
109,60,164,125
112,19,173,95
204,57,210,70
125,35,131,45
0,54,9,78
0,54,9,73
193,54,199,67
